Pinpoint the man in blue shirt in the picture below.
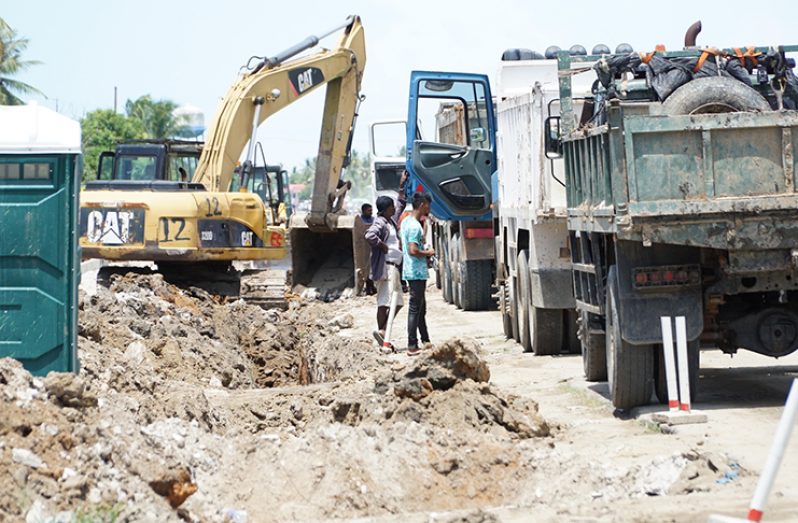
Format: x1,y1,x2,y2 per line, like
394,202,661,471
400,192,435,355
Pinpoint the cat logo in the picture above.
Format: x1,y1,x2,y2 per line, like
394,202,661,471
241,231,254,247
297,68,314,93
85,210,134,245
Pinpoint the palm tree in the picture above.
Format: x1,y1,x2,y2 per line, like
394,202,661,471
0,17,43,105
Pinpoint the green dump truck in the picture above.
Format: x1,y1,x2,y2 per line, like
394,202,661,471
550,36,798,409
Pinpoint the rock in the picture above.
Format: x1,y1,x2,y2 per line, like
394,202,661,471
43,373,97,408
394,377,433,401
329,313,354,329
148,466,198,508
12,447,44,468
124,341,146,364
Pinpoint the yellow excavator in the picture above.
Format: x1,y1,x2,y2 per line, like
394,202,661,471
80,16,368,303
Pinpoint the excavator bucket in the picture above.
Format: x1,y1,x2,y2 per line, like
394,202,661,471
289,214,370,300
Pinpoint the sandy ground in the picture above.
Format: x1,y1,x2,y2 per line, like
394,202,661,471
1,269,797,522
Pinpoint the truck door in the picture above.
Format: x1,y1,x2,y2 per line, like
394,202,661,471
406,72,496,220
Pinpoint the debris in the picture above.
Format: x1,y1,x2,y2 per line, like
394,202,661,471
12,448,44,469
148,466,197,508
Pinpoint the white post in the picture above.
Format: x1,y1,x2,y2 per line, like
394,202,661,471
675,316,691,411
746,378,798,522
660,316,680,411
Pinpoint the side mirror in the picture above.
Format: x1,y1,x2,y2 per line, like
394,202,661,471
544,116,562,159
470,127,487,144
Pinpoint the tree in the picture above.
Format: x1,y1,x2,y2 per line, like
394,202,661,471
0,17,43,105
289,149,373,203
125,95,178,139
80,110,145,182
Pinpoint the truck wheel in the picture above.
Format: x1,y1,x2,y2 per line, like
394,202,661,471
580,310,607,382
500,282,514,339
564,309,581,354
442,237,455,304
509,275,520,342
517,250,532,352
606,267,654,410
662,77,771,115
435,234,443,290
654,339,700,405
530,307,563,356
452,234,463,309
460,260,493,311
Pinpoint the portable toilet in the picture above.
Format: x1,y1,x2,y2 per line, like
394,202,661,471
0,104,81,374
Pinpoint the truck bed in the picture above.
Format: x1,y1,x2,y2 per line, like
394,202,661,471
565,105,798,250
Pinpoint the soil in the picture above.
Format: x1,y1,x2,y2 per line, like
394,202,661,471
1,273,797,522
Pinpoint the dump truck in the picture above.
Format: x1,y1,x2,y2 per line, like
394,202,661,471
492,48,602,355
550,24,798,409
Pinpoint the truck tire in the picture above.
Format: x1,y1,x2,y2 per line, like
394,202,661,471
580,310,607,382
662,77,771,115
500,282,514,339
459,260,493,311
509,275,520,342
654,340,700,405
452,234,463,309
441,241,453,304
516,250,532,352
434,234,443,290
531,306,563,356
564,309,581,354
606,267,654,410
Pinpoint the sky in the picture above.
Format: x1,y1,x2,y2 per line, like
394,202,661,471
5,0,798,172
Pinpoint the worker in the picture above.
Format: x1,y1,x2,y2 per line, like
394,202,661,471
361,203,374,224
401,192,435,356
361,203,376,295
365,173,408,350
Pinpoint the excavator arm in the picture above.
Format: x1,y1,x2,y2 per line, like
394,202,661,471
193,15,366,218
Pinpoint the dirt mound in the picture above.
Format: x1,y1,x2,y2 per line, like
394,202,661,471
1,273,554,522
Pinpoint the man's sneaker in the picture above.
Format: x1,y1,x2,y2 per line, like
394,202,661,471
373,330,385,347
407,346,421,356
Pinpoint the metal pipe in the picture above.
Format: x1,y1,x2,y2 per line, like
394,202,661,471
241,97,265,190
684,20,702,48
253,16,356,73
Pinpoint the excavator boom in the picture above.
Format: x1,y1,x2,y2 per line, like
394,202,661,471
79,16,369,302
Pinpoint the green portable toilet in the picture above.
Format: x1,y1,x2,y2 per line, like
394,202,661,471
0,104,81,374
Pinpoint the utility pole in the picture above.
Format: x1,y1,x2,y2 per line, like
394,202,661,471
114,86,118,113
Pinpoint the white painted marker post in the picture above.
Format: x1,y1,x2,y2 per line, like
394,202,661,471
708,379,798,523
675,316,692,411
660,316,680,412
747,378,798,521
651,316,707,426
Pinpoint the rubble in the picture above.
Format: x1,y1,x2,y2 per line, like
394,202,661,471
0,272,758,521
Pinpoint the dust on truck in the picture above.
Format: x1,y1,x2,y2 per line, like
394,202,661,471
551,31,798,409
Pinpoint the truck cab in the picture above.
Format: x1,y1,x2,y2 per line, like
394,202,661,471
405,71,497,311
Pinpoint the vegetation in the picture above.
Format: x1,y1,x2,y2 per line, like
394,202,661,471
0,17,43,105
290,149,372,201
80,96,179,181
125,95,178,139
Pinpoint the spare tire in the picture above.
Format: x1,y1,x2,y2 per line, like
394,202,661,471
662,76,771,115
